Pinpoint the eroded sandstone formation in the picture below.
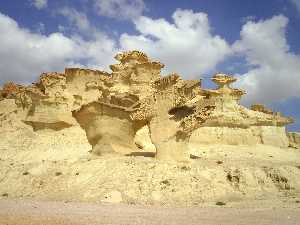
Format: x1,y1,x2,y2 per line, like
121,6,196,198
0,51,297,161
189,74,294,147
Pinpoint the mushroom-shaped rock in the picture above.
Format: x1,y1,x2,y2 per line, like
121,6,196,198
212,73,237,88
73,101,138,155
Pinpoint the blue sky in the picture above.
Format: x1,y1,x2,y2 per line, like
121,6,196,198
0,0,299,131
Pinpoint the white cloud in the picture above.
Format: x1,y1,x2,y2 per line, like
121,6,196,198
58,7,91,33
56,7,118,67
93,0,145,20
0,12,117,85
57,7,110,41
240,15,256,24
30,0,47,10
120,9,231,78
290,0,300,13
35,22,45,34
234,15,300,105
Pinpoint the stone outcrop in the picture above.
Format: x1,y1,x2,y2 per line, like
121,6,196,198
287,132,300,148
251,104,273,115
0,51,296,161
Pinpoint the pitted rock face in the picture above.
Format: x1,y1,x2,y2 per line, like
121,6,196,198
251,104,273,115
1,82,24,99
0,50,296,161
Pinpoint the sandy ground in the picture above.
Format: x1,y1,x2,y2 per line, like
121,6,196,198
1,141,300,206
0,199,300,225
1,123,300,224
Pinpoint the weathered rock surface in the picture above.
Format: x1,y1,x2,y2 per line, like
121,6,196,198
134,125,156,154
288,132,300,148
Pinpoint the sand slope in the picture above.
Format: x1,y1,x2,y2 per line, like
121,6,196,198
1,132,300,206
